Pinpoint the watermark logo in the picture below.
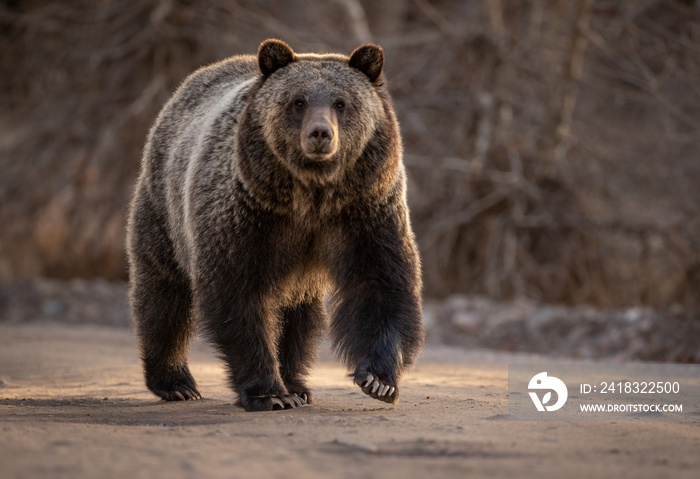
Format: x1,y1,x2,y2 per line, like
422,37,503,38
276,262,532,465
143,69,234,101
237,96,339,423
509,364,697,421
528,372,568,412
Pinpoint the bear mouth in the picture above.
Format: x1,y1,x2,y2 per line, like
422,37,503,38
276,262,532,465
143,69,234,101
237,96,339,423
289,153,342,181
302,152,334,162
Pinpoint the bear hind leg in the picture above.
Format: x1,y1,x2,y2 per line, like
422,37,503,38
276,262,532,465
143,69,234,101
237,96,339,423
131,270,200,401
128,194,200,401
200,294,306,411
277,298,326,405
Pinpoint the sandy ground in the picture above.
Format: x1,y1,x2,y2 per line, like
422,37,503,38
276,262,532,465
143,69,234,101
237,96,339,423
1,323,699,479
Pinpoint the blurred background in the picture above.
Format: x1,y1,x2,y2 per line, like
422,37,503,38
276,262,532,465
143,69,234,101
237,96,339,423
1,0,698,359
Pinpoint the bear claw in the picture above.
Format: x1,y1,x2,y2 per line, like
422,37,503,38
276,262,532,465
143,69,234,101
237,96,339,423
156,385,202,401
354,372,398,404
244,393,308,412
147,368,202,401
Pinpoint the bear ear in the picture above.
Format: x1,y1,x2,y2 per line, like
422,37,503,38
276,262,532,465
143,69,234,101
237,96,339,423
258,39,296,77
348,44,384,83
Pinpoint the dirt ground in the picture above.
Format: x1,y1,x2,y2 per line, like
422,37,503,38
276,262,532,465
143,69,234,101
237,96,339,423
1,322,699,479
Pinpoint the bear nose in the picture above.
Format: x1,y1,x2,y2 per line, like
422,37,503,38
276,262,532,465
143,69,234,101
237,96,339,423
301,106,338,157
308,125,333,147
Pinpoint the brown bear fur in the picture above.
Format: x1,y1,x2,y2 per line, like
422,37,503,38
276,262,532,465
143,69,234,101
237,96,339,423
126,39,424,411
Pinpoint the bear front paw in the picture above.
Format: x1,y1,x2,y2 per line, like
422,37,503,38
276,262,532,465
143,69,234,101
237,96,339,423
354,372,398,404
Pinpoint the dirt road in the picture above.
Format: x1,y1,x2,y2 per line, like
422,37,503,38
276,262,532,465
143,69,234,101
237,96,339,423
1,323,698,478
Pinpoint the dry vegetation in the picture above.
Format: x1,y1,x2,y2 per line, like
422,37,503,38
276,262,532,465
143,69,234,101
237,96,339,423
1,0,699,308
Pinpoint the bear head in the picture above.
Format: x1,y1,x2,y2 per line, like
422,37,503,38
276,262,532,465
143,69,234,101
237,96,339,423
247,39,390,185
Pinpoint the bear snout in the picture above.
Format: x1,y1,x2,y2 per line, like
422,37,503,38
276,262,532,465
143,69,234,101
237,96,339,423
301,108,338,158
309,124,333,143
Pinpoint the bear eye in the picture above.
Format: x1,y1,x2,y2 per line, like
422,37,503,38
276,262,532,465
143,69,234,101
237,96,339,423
293,98,305,109
334,100,346,111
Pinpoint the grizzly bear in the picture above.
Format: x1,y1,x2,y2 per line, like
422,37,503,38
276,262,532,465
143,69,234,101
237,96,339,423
127,39,424,411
